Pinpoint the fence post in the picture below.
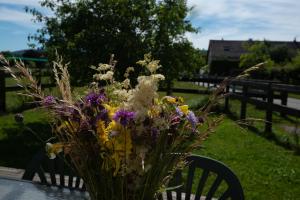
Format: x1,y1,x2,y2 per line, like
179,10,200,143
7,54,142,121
0,69,5,113
280,91,288,117
232,84,236,93
224,85,230,112
240,85,248,120
265,83,273,133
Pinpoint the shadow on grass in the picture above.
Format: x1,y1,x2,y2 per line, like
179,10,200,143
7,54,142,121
224,108,300,155
0,122,52,169
5,102,39,115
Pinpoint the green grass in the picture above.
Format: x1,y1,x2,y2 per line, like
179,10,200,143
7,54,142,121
0,109,51,168
288,93,300,100
5,76,55,112
173,81,207,90
5,76,52,87
5,86,89,113
197,118,300,200
226,98,300,150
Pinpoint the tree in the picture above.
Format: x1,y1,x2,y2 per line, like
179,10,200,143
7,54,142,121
285,51,300,84
239,41,273,69
151,0,198,94
239,41,276,79
269,45,294,64
27,0,199,87
239,41,300,82
0,51,13,58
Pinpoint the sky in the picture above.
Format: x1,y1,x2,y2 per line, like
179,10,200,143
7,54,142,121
0,0,299,51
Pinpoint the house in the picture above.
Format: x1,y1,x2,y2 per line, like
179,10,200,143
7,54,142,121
207,39,300,75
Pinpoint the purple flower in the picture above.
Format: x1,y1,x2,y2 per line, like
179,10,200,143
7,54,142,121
43,96,56,106
70,108,81,122
96,109,109,122
85,92,106,106
175,107,184,117
187,111,198,129
113,110,135,126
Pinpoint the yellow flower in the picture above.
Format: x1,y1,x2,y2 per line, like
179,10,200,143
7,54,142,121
179,105,189,115
109,123,132,153
154,98,160,105
176,96,184,104
107,120,116,131
45,143,64,159
148,106,161,118
103,104,117,119
164,96,177,104
106,123,133,176
96,120,109,142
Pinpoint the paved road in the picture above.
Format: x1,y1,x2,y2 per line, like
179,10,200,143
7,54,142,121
273,97,300,110
193,81,300,110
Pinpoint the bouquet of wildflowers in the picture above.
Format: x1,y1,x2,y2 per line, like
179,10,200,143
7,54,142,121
2,54,224,200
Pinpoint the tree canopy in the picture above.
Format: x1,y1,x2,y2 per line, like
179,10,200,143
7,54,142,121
239,41,300,83
27,0,202,86
239,41,273,69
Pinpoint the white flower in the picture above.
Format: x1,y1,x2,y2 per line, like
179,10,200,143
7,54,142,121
136,53,162,74
98,63,112,71
152,74,165,81
124,67,135,78
136,60,147,67
99,71,114,81
93,74,101,80
122,78,131,89
113,89,132,101
147,60,161,73
125,74,163,121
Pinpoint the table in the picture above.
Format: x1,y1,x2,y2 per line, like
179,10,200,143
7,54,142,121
0,177,89,200
0,177,207,200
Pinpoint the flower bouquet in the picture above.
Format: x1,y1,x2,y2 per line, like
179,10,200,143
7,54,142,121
2,54,225,200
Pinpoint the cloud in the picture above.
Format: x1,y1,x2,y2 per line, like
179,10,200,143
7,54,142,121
187,0,300,49
0,7,38,28
0,0,41,7
0,7,31,23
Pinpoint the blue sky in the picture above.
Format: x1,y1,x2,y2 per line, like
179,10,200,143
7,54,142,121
0,0,300,51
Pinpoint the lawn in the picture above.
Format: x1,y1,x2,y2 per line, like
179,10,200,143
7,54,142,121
0,109,51,168
226,98,300,151
0,81,299,199
198,118,300,200
288,93,300,100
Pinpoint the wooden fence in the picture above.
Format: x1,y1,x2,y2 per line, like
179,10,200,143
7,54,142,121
0,57,54,113
0,68,55,113
178,75,300,133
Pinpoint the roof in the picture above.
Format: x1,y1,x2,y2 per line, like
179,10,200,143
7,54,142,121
207,39,300,64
